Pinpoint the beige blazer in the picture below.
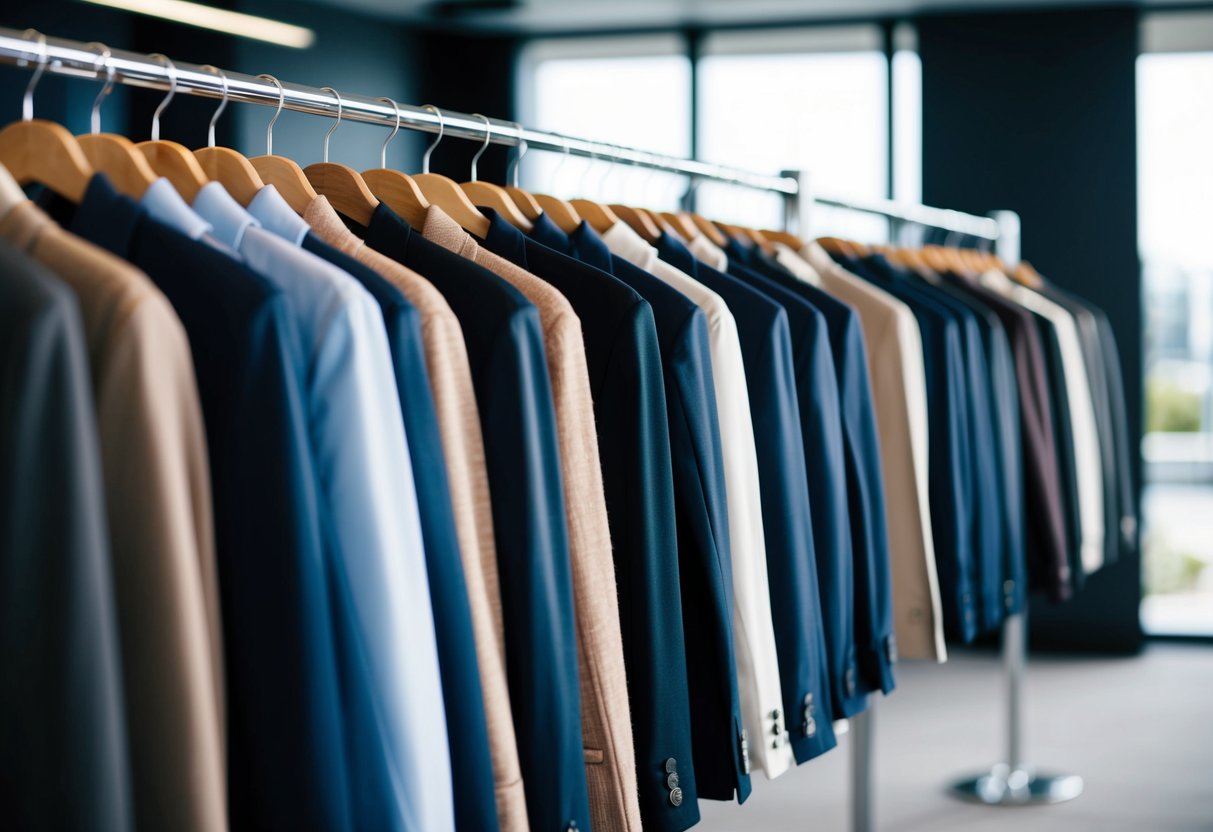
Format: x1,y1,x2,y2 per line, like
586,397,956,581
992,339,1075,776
304,197,529,831
422,206,642,832
0,201,227,830
794,242,946,662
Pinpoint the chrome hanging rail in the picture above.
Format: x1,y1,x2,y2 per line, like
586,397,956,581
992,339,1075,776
0,26,1005,240
0,27,796,193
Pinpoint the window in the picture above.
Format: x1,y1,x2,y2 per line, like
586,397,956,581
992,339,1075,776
695,26,889,238
517,36,691,209
517,25,919,232
1137,12,1213,635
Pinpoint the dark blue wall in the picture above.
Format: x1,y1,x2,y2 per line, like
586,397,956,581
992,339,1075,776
920,8,1144,653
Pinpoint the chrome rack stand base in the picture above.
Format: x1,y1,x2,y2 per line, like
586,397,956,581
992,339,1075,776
947,610,1083,809
950,765,1083,806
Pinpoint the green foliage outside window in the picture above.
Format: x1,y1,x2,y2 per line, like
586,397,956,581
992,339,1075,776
1146,378,1202,433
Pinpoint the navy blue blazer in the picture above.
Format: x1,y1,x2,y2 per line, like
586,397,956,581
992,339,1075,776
940,274,1073,601
658,234,837,763
572,226,752,804
712,253,859,718
838,254,980,643
300,234,497,832
487,211,702,831
352,205,590,832
58,175,354,830
731,246,896,698
863,255,1007,635
925,276,1027,618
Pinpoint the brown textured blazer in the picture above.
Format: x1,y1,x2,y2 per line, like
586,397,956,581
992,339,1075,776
0,201,227,831
423,206,642,832
303,197,530,831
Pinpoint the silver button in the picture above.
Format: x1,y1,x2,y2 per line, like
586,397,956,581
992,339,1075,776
740,729,751,775
565,822,578,832
884,635,897,664
845,666,857,696
669,786,683,807
667,772,680,790
803,692,817,737
664,757,678,774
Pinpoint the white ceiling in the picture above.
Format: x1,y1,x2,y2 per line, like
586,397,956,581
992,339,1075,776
300,0,1213,32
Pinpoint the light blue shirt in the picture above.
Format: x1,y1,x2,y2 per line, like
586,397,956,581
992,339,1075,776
247,184,309,245
182,182,455,832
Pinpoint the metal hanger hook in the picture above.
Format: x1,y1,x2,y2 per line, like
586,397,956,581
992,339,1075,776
257,74,284,155
201,65,229,148
470,113,492,183
148,53,177,141
420,104,443,175
507,122,527,188
86,41,114,134
20,29,48,122
320,86,342,163
579,146,597,197
377,97,401,169
551,134,571,191
597,142,618,194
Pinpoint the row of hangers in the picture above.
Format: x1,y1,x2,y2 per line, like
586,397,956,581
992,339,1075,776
0,30,1024,277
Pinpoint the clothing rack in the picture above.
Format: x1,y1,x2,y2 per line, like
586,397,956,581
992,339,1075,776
782,171,1081,830
0,24,1080,832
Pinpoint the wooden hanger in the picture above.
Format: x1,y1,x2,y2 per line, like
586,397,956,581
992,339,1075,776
79,133,157,199
192,65,263,206
565,198,613,234
761,228,805,250
1012,260,1043,288
506,186,544,221
0,33,93,203
817,236,863,260
0,159,28,218
497,127,545,220
408,105,490,237
246,75,317,215
302,87,380,227
660,211,702,242
74,44,156,199
609,203,661,243
136,54,208,202
713,223,771,255
688,213,729,247
358,98,429,230
530,137,582,233
643,208,685,241
459,115,532,231
528,194,577,233
714,220,754,247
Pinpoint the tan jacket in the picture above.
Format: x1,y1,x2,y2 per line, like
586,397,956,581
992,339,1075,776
423,206,641,832
303,197,529,831
793,243,946,662
0,201,227,830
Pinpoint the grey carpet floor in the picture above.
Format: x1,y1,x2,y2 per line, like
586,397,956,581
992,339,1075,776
696,643,1213,831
